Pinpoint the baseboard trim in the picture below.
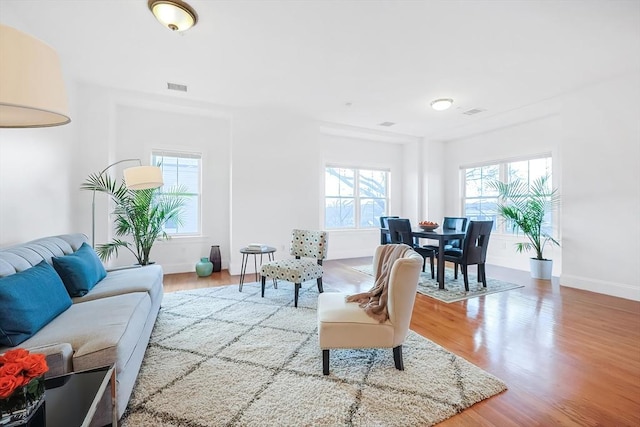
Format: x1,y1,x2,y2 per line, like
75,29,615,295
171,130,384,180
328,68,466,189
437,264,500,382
325,249,376,261
162,261,228,275
560,274,640,301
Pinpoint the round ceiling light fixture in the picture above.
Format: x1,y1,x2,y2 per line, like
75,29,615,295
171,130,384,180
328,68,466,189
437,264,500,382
148,0,198,32
430,98,454,111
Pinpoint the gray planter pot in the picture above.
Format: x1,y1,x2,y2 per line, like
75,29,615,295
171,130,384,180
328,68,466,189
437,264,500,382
530,258,553,280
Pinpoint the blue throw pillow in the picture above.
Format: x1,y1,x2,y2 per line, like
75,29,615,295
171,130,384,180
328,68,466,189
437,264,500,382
52,243,107,297
0,260,72,347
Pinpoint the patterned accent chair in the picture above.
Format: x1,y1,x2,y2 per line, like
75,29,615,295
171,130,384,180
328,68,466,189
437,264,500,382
260,229,328,307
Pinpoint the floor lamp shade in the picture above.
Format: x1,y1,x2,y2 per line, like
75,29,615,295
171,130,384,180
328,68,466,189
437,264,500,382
0,25,71,128
123,166,164,190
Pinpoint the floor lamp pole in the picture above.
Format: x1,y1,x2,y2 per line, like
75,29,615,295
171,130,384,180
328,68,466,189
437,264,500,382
91,158,142,248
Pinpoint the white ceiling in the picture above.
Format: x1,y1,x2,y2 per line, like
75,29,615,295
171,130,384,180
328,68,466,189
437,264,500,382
2,0,639,140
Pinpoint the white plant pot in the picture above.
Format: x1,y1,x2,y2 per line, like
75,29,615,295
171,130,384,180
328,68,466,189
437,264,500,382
530,258,553,280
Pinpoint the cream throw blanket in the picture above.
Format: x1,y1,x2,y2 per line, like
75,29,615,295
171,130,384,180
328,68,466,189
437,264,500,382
346,244,413,323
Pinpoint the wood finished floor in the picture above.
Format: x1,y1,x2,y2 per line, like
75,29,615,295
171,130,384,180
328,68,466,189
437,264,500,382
163,259,640,426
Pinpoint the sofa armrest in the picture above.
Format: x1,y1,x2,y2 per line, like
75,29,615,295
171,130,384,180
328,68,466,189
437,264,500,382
25,343,74,378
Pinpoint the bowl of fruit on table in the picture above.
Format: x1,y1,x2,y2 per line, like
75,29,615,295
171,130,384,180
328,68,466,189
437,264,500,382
418,221,439,231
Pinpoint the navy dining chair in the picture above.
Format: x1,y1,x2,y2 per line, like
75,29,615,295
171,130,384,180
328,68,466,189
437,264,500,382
387,218,435,278
424,216,468,254
379,216,399,245
443,220,493,291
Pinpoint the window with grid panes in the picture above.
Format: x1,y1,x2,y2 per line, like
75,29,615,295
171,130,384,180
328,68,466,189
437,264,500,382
152,151,201,235
462,156,553,234
324,167,389,229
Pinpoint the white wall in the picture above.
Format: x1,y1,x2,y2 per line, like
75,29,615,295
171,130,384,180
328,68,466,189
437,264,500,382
2,73,637,301
227,120,413,274
441,114,563,275
0,0,79,245
73,83,114,246
560,72,640,301
0,125,76,245
401,141,421,224
440,72,640,301
228,109,321,274
71,83,232,274
422,139,446,223
0,80,412,277
113,104,231,273
0,80,79,245
319,129,406,260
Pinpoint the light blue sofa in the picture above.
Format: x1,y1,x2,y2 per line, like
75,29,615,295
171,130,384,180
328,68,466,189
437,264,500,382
0,233,163,421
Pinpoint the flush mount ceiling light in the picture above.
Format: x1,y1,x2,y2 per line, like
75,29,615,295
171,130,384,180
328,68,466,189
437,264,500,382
148,0,198,32
430,98,454,111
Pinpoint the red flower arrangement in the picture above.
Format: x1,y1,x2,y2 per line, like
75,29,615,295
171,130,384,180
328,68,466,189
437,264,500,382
0,349,48,399
0,348,48,425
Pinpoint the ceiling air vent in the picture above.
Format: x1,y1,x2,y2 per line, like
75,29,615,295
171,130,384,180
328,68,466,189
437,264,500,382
167,82,187,92
463,108,486,116
379,121,395,127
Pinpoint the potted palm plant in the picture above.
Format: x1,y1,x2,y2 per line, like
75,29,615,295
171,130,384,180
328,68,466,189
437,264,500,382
489,175,560,280
81,172,187,266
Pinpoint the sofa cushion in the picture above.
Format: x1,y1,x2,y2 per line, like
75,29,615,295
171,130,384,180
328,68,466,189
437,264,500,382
10,292,151,375
0,261,72,346
72,264,163,307
52,243,107,297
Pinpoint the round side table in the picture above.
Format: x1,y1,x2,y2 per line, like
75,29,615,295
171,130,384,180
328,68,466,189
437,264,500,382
239,246,277,292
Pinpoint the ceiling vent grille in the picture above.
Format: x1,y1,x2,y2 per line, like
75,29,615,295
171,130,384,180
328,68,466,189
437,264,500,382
167,82,187,92
463,108,486,115
379,121,395,127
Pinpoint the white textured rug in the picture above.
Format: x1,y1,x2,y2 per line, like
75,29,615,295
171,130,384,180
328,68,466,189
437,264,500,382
122,282,506,426
352,264,524,303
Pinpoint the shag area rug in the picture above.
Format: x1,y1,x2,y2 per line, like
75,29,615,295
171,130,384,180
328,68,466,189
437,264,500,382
351,264,523,303
122,282,507,426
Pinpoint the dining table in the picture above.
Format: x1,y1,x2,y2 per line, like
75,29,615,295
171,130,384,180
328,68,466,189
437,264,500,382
412,229,466,290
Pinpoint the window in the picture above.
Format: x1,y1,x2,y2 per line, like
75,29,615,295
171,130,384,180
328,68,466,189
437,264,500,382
463,156,552,234
152,151,201,235
324,167,389,229
463,164,499,224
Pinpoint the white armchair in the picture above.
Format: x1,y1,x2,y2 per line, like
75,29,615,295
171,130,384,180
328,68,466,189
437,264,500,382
317,245,422,375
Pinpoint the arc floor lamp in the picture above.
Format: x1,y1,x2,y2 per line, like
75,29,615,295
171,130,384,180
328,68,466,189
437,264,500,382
92,159,163,247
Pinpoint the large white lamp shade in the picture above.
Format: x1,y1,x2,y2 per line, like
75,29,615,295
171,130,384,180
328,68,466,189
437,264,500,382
123,166,164,190
0,25,70,128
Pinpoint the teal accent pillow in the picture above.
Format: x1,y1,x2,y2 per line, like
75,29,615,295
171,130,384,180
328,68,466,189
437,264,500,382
52,243,107,297
0,260,72,347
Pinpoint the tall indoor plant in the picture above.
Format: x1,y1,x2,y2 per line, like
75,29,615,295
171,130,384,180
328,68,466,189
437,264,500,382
489,175,560,279
81,172,186,266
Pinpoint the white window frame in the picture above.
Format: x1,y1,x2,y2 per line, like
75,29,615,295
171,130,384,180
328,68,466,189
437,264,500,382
324,165,390,230
461,154,553,235
151,150,202,236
